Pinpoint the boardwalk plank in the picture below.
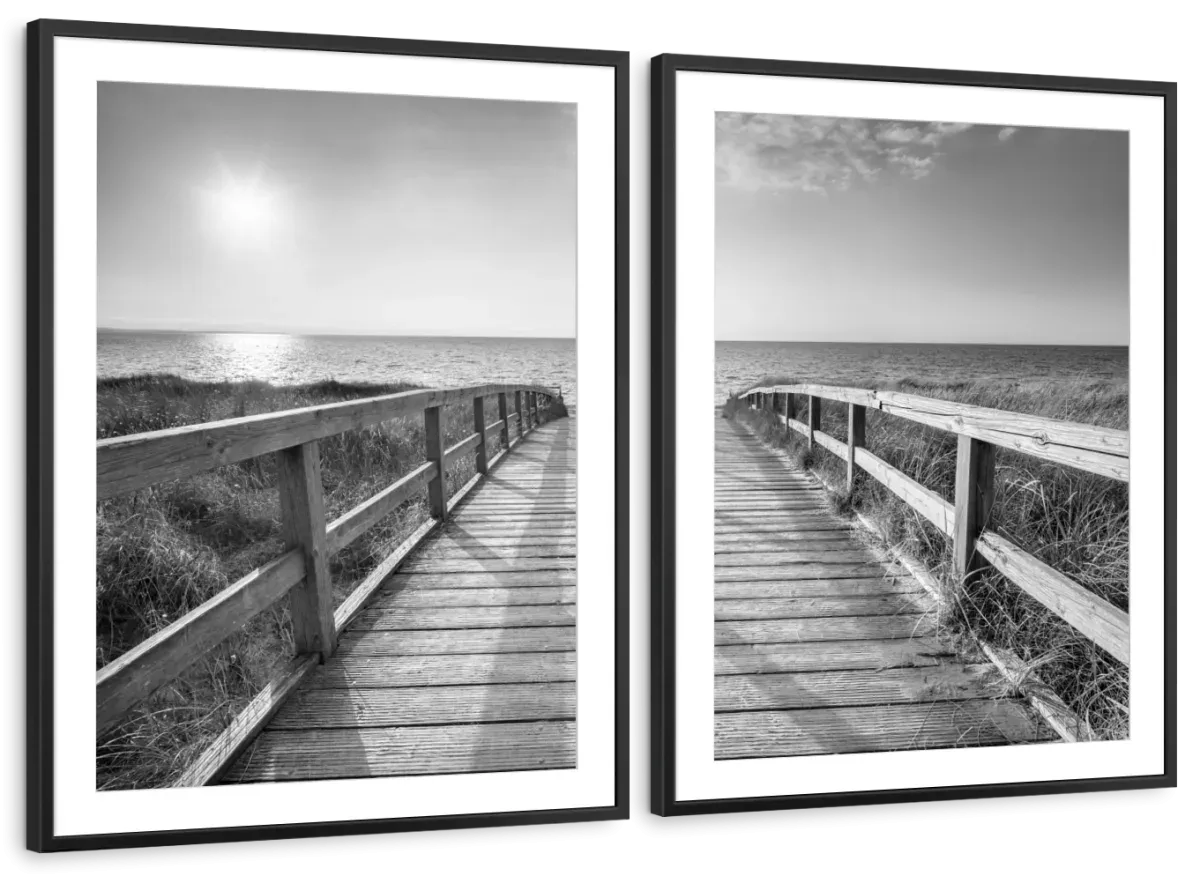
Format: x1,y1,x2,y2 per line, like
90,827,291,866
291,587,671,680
711,412,1048,759
716,665,1006,711
273,682,576,729
228,722,576,781
302,652,576,689
715,701,1052,759
225,417,579,784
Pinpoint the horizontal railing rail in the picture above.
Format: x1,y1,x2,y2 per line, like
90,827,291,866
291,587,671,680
96,382,564,756
738,382,1130,665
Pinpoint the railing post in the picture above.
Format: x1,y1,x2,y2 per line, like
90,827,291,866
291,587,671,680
514,390,525,438
807,395,821,452
498,391,510,448
530,391,540,427
276,441,336,659
473,393,489,475
425,404,449,520
785,392,796,423
953,435,997,583
847,403,867,497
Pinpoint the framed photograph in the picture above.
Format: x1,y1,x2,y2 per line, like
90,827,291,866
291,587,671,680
651,53,1174,815
28,19,628,850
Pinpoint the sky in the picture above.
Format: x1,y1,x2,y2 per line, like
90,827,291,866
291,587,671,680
716,114,1129,345
98,83,577,337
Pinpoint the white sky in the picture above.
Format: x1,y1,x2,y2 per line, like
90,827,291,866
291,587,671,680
98,82,577,338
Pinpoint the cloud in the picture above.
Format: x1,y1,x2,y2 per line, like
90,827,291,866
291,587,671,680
717,113,973,194
998,126,1018,141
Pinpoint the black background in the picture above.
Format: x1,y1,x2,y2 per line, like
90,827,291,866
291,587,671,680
23,20,1185,859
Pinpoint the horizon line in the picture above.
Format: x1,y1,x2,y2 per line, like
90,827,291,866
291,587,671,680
98,327,577,341
715,338,1130,348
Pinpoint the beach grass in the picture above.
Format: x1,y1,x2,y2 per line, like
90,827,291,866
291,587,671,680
725,376,1130,741
95,373,517,790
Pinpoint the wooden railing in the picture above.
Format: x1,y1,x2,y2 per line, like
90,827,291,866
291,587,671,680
95,383,563,760
739,383,1130,665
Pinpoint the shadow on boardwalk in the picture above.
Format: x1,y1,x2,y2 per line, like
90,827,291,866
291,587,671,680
713,413,1055,759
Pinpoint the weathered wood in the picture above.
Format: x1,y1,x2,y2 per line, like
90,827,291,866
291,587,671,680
473,395,489,474
96,549,306,731
338,625,575,654
443,431,482,467
715,594,929,620
716,664,1006,711
854,449,955,536
715,639,956,675
272,682,576,729
846,402,866,494
352,604,576,631
498,392,510,447
716,615,936,645
716,700,1051,759
875,390,1128,481
425,404,448,520
333,518,440,634
745,383,877,408
812,428,848,461
716,578,922,599
371,585,575,608
385,569,576,588
953,435,996,582
276,441,336,659
175,654,319,787
413,543,576,560
223,416,578,782
400,557,575,574
979,642,1093,743
97,382,558,498
715,549,879,566
975,531,1130,664
325,461,436,553
514,390,525,436
715,562,904,582
303,651,576,689
226,721,576,782
785,392,797,422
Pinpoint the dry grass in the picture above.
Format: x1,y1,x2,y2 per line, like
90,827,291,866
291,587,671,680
726,375,1129,741
95,373,519,790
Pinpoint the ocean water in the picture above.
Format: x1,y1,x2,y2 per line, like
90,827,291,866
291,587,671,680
98,332,579,405
715,341,1128,406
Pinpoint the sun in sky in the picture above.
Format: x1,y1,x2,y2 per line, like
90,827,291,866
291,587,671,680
195,158,288,251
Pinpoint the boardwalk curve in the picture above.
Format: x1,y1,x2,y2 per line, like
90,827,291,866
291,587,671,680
714,411,1054,758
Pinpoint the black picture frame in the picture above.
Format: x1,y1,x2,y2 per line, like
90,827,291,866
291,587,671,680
27,19,628,851
650,52,1176,816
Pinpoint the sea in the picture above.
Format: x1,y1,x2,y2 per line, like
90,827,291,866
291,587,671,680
98,331,579,405
714,341,1128,406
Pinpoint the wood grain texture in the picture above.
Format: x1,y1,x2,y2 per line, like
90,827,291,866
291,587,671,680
276,441,336,658
175,654,319,787
716,664,1006,711
715,701,1052,759
97,382,559,499
712,412,1049,760
325,461,436,553
302,651,576,689
271,682,576,729
223,416,577,783
976,530,1129,664
226,721,576,782
97,549,305,731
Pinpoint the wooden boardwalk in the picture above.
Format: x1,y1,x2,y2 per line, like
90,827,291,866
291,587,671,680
226,416,577,782
714,412,1055,759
